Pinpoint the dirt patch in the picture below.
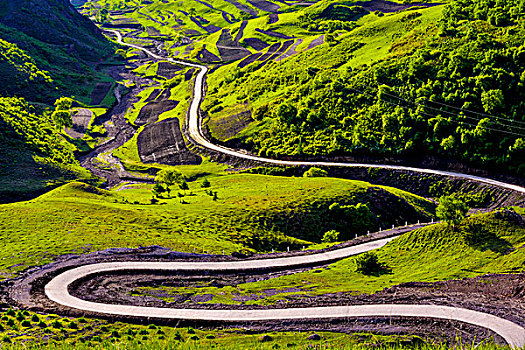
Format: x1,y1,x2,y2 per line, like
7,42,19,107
207,105,253,141
266,40,294,62
268,13,279,24
65,108,93,139
217,29,251,61
90,82,112,105
257,42,281,62
275,39,302,61
137,118,202,165
234,21,248,42
157,62,183,79
356,0,442,13
144,89,162,103
307,35,324,50
184,29,202,36
222,0,258,17
243,37,269,51
255,28,293,39
185,68,196,81
196,47,221,63
238,53,263,68
135,100,180,126
246,0,280,12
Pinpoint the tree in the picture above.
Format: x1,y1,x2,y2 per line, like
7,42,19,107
201,178,211,188
355,252,384,275
179,180,189,191
51,97,73,129
436,195,469,227
303,167,328,177
155,169,185,193
322,230,340,243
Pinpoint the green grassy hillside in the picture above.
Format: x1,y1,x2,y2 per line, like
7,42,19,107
202,0,525,175
133,208,525,305
0,0,115,103
0,175,434,278
0,97,93,203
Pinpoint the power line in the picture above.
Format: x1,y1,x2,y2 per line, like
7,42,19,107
354,84,525,136
349,86,525,138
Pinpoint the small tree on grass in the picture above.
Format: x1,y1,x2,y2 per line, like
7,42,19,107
201,178,211,188
155,169,185,196
152,183,166,198
51,97,73,129
436,195,469,228
355,252,385,275
303,167,328,177
322,230,340,243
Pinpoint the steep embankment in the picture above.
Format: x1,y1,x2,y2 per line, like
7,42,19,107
0,0,114,200
0,0,114,102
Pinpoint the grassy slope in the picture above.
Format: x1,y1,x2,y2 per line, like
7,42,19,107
134,209,525,305
0,175,433,278
202,5,444,142
0,309,429,349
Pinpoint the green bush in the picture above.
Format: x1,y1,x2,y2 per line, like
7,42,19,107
355,252,384,275
303,167,328,177
321,230,340,243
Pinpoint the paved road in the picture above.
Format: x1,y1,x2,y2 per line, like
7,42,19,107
55,30,525,348
46,234,525,347
107,30,525,195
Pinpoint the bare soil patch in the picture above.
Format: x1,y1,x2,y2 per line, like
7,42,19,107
137,118,202,165
257,42,281,62
246,0,280,12
234,20,248,42
238,52,263,68
207,104,253,140
157,61,183,79
243,37,269,51
135,100,180,126
357,0,442,13
197,47,221,63
144,89,162,103
223,0,258,16
217,29,251,61
255,28,293,39
275,38,302,61
65,108,93,139
307,35,324,50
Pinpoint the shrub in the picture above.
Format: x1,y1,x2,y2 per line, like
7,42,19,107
187,327,196,334
31,314,40,322
322,230,340,243
173,331,183,341
190,335,199,341
68,321,78,329
2,335,11,343
38,321,47,328
201,178,211,188
21,320,31,327
51,320,62,329
205,334,215,339
303,167,328,177
355,252,384,275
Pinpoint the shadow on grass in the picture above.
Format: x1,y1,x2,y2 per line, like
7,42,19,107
463,223,514,255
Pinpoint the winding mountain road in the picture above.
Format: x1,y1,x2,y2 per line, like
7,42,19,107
44,30,525,348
